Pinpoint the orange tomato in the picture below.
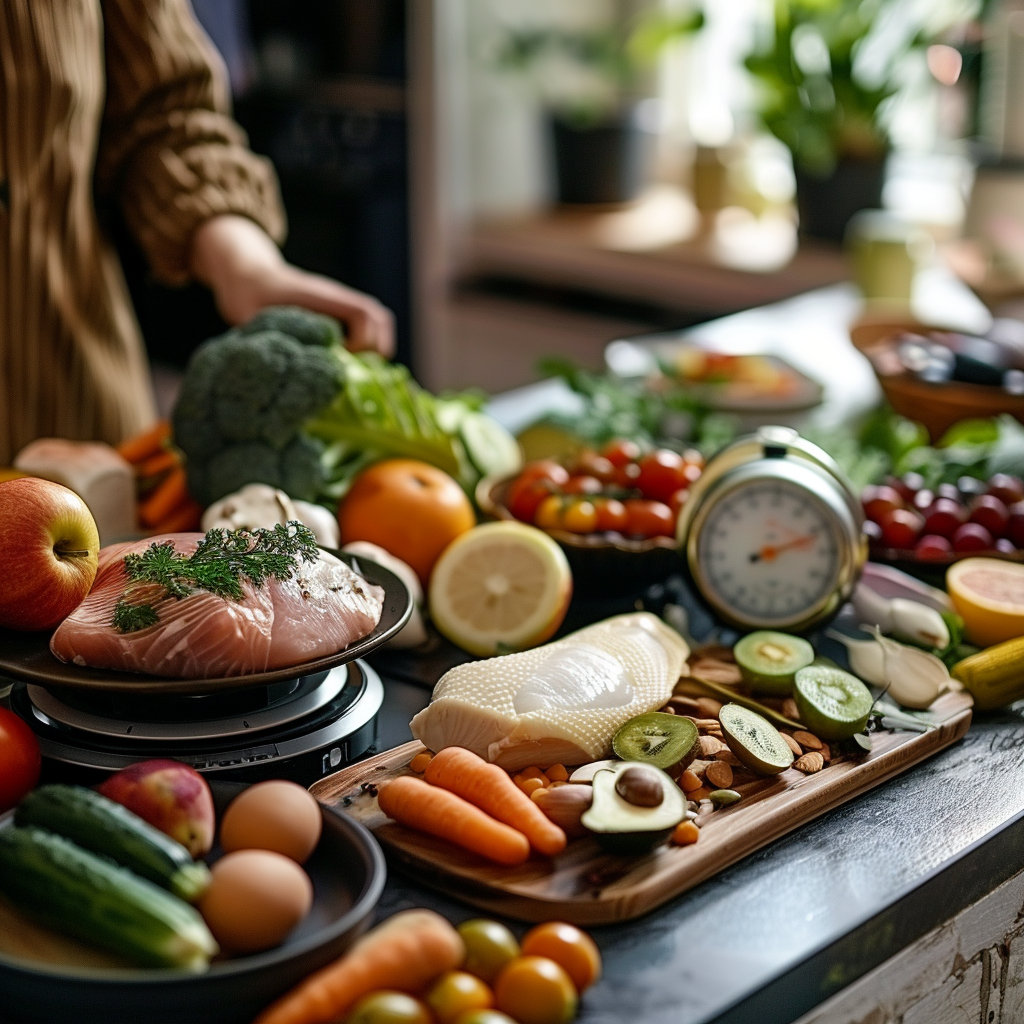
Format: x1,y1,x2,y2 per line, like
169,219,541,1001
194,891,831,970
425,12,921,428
561,499,598,534
338,459,475,585
494,957,577,1024
534,495,565,532
426,971,493,1024
520,922,602,994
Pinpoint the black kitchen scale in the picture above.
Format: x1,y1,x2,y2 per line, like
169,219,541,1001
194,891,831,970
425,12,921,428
0,552,411,786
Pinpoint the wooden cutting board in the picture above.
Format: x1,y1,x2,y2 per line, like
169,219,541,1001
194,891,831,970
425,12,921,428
312,690,973,925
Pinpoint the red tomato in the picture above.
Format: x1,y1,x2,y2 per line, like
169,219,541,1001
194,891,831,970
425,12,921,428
562,475,603,496
569,451,617,484
507,479,557,523
624,499,676,539
0,709,41,813
517,460,570,488
636,451,688,504
668,488,690,516
601,439,643,469
595,498,628,533
615,461,642,489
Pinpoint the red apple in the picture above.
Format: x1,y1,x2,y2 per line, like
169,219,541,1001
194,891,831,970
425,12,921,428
98,759,215,858
0,477,99,631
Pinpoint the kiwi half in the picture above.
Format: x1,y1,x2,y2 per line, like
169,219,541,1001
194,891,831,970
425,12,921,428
719,703,795,775
612,713,699,777
734,631,815,695
794,666,873,740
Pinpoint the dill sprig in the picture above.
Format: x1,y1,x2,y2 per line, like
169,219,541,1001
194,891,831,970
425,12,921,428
112,522,319,634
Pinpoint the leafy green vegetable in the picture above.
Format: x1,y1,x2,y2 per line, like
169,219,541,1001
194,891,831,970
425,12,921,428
172,306,520,506
112,523,319,634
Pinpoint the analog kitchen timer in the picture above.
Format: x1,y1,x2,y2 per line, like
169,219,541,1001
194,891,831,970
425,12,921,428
676,426,866,633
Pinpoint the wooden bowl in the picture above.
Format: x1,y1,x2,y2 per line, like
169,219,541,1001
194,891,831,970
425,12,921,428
476,475,682,595
849,314,1024,441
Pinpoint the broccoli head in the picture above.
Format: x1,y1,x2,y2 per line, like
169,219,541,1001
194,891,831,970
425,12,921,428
240,306,343,349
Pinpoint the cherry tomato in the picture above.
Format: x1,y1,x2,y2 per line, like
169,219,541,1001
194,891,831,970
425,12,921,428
534,495,565,532
516,460,570,488
454,1013,518,1024
601,439,643,469
668,488,690,517
636,450,688,503
426,972,493,1024
615,460,642,489
561,500,599,534
520,922,602,994
348,992,433,1024
861,484,904,524
458,919,521,985
494,956,577,1024
594,497,628,533
623,499,676,539
969,495,1010,538
569,451,617,483
915,534,953,561
0,708,40,813
507,478,557,524
879,508,923,549
561,474,603,496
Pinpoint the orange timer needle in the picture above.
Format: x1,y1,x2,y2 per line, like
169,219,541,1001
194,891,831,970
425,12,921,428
751,534,815,563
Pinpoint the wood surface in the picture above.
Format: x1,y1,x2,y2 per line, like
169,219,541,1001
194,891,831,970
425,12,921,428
312,690,973,925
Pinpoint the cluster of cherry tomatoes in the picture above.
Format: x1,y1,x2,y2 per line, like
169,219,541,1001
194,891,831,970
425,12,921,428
505,440,704,540
862,471,1024,560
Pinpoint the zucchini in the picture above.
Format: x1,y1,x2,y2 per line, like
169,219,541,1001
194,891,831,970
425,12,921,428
15,785,210,902
0,826,218,971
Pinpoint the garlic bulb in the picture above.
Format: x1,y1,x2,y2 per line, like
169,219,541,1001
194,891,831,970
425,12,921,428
201,483,339,547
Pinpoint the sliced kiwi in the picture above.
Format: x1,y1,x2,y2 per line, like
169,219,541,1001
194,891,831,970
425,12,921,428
719,703,795,775
794,666,873,740
734,631,814,695
612,713,699,777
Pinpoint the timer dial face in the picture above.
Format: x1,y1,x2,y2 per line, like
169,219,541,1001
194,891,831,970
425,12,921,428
695,478,840,627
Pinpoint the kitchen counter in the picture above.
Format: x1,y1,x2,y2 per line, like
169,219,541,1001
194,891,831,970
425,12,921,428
370,670,1024,1024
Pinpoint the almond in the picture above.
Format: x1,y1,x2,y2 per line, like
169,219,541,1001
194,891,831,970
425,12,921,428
715,749,742,766
794,730,823,751
694,718,721,731
688,658,743,685
782,698,801,722
819,742,831,762
669,696,702,716
705,761,734,789
699,735,726,758
781,733,803,757
696,697,724,719
793,751,824,774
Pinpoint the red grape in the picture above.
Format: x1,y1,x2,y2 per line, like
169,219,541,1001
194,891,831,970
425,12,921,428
937,483,961,503
969,494,1010,538
915,534,953,561
953,522,994,553
1009,501,1024,548
887,472,925,501
995,537,1018,555
988,474,1024,506
923,498,966,538
862,485,905,524
880,508,924,548
958,476,987,500
913,489,936,512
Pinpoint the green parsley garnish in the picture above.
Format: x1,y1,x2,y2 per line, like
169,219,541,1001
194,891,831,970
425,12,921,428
112,522,319,634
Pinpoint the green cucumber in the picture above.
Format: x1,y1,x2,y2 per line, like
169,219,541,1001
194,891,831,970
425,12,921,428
15,785,210,903
0,826,217,971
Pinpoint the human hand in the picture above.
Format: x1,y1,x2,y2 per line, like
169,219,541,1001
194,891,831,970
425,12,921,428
190,215,395,357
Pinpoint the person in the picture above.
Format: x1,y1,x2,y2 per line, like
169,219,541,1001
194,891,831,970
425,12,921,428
0,0,394,465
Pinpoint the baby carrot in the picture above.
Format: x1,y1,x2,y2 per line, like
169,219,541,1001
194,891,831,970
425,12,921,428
377,776,530,866
117,420,170,463
425,746,567,857
253,909,464,1024
138,466,188,528
149,498,203,535
134,448,178,479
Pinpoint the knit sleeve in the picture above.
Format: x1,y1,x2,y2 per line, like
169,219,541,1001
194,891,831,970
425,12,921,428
97,0,286,285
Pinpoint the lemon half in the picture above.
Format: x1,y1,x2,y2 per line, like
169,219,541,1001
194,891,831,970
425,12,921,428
429,522,572,656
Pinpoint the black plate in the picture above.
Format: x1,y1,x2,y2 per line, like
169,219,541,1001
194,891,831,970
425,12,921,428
0,781,386,1024
0,551,412,697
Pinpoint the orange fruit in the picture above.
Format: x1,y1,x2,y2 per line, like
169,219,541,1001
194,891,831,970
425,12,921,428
947,557,1024,646
520,922,602,993
339,459,475,585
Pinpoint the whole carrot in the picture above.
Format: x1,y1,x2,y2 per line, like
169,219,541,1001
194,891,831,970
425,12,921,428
425,746,567,857
377,775,530,865
149,498,203,535
134,449,178,479
252,909,463,1024
138,467,188,529
117,420,170,464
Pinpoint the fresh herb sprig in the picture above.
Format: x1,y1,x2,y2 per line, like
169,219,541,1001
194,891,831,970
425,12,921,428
112,522,319,634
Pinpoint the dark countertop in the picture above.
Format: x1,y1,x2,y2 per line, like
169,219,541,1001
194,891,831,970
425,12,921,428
369,669,1024,1024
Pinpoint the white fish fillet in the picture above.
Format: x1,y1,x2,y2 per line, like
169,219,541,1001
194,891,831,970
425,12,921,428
410,612,689,771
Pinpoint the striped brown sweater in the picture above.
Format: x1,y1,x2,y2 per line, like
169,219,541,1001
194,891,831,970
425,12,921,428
0,0,285,464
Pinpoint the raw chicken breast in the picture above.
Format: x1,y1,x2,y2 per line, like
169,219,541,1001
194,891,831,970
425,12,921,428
410,612,689,770
51,534,384,679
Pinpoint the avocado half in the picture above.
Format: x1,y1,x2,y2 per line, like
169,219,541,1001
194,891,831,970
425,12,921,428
581,762,686,855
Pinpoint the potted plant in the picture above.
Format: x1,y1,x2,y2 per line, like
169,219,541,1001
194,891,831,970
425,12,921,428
498,10,702,206
743,0,962,241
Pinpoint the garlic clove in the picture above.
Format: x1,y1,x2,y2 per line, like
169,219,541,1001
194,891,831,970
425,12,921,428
888,598,950,649
851,582,895,633
826,630,887,686
869,627,949,710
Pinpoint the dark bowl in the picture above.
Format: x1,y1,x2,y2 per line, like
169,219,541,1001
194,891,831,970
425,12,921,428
0,782,386,1024
477,475,682,595
0,551,412,697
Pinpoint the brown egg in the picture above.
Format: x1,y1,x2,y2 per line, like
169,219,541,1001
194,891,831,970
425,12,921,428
199,849,313,954
220,780,322,864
